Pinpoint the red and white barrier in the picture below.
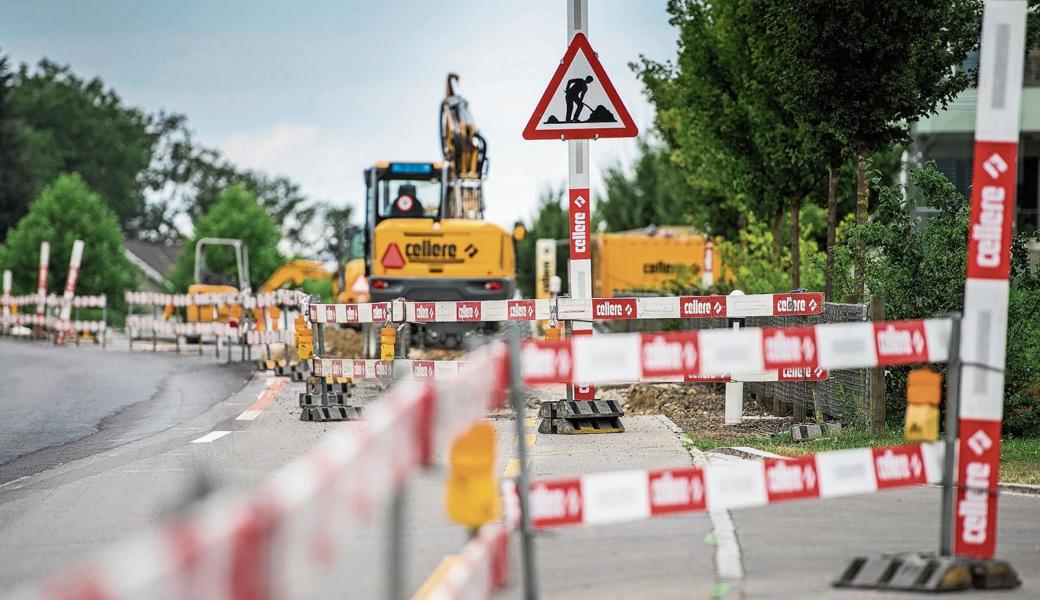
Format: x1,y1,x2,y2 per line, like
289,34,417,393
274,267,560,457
124,289,308,309
0,314,106,333
424,480,521,600
1,292,107,336
10,343,510,600
245,329,296,345
125,315,240,339
33,242,49,331
953,0,1027,559
306,292,824,325
312,357,468,382
521,318,951,385
55,240,84,346
310,358,828,385
524,442,944,530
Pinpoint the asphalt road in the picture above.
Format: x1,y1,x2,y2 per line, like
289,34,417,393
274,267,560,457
0,339,250,484
0,349,1037,599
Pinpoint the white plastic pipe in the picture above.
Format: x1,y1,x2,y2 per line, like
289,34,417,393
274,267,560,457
724,290,745,425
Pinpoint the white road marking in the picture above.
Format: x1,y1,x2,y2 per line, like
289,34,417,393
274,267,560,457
0,475,31,490
659,414,746,592
191,430,232,444
236,409,263,421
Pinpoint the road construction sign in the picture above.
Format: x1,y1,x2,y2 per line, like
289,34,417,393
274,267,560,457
523,33,637,140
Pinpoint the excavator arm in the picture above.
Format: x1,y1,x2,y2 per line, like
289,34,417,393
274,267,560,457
440,73,488,219
259,259,332,292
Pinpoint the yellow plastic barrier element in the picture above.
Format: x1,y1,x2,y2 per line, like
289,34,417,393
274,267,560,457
445,421,499,528
295,315,313,360
905,368,941,442
380,326,396,361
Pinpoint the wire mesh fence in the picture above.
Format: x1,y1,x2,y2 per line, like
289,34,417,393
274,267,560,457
744,302,870,423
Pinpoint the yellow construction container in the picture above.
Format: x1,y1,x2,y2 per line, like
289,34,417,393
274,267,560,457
593,227,718,297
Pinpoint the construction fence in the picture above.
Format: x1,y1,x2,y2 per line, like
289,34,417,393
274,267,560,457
604,299,874,424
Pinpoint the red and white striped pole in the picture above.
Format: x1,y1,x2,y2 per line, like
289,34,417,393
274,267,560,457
34,241,49,337
1,269,11,330
567,0,595,402
55,240,84,347
952,0,1027,559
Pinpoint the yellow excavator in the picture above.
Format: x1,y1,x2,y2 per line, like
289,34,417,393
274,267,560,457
167,233,367,334
363,73,524,348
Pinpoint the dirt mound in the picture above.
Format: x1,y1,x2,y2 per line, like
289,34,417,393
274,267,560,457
600,382,791,440
324,327,363,358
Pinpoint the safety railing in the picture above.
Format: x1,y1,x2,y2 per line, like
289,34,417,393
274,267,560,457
0,293,108,346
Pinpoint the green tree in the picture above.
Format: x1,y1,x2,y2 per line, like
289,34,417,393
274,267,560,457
715,207,826,295
834,165,1040,434
516,186,570,298
4,59,163,234
746,1,983,299
0,174,137,311
143,122,318,250
168,184,283,292
636,0,826,289
0,52,38,241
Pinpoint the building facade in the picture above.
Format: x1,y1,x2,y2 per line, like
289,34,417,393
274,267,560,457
912,45,1040,234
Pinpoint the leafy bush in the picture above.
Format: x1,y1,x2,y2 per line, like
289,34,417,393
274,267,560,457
0,173,137,316
834,164,1040,435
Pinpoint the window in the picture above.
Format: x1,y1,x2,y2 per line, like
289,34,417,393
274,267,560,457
377,180,441,219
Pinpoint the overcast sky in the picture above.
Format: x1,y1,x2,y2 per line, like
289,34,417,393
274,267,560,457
0,1,677,229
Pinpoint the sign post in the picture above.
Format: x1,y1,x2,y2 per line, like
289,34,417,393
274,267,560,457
953,0,1027,560
525,0,637,422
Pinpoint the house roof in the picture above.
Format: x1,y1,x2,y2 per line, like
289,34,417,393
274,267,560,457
123,239,181,286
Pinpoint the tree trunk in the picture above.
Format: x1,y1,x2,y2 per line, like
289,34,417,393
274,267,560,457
825,166,838,300
772,204,784,264
854,152,869,301
790,195,801,290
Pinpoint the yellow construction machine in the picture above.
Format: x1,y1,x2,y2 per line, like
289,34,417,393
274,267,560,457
363,74,524,348
167,234,367,336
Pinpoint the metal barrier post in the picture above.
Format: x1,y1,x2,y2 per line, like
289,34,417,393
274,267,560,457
315,316,328,407
101,302,107,349
386,487,406,600
508,326,539,600
940,314,962,556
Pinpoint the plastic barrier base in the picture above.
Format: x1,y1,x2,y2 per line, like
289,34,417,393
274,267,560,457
307,381,352,395
254,359,287,371
299,392,352,408
834,552,1020,592
300,406,365,422
275,361,310,378
537,400,624,434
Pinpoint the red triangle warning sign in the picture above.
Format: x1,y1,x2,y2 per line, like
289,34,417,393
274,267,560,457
381,243,405,269
523,33,638,141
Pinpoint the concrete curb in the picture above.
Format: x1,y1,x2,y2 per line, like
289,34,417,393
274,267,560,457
710,446,786,461
999,482,1040,495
